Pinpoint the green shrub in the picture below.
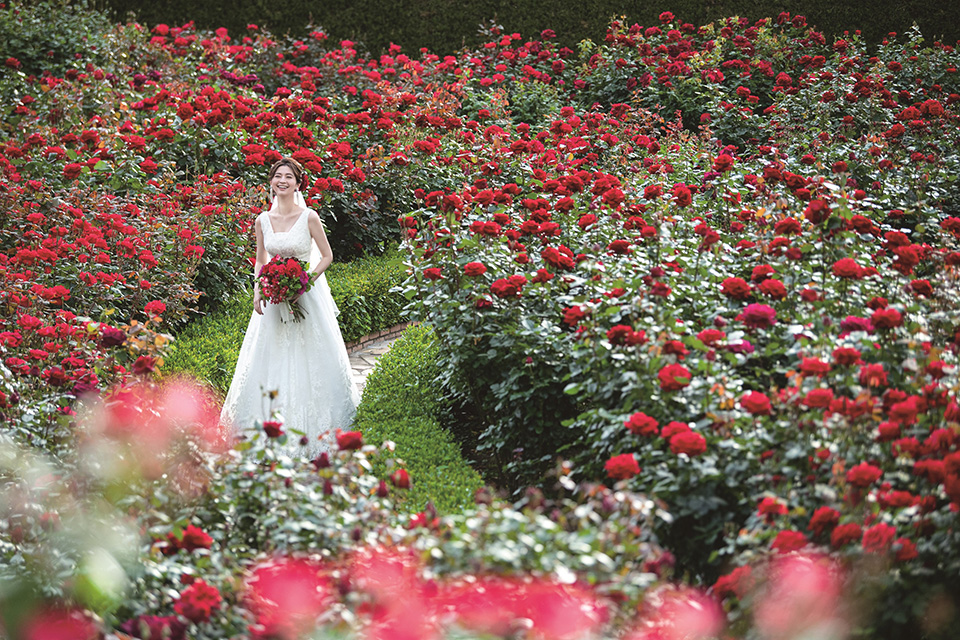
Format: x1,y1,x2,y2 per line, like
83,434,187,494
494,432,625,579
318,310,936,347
98,0,960,57
325,250,407,342
0,0,112,79
163,251,407,394
353,323,484,514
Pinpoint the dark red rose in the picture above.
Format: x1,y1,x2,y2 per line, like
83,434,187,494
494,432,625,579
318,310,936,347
100,325,126,347
174,579,222,623
624,412,659,436
862,522,896,554
658,363,691,391
132,356,157,375
808,506,840,536
771,530,808,553
178,524,213,551
832,258,862,279
740,391,772,415
737,304,776,329
605,453,640,479
463,262,487,277
803,388,834,409
871,307,902,330
669,430,707,456
336,430,363,450
846,462,882,487
262,421,284,438
390,468,411,488
721,277,752,300
831,523,862,548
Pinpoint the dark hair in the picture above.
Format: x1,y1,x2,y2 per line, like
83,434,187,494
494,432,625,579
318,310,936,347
267,157,305,188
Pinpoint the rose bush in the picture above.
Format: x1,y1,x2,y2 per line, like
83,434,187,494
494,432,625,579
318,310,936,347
2,1,960,636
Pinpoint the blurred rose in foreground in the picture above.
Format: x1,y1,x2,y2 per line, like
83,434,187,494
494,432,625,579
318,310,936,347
244,556,330,640
77,378,227,495
754,554,849,640
627,585,724,640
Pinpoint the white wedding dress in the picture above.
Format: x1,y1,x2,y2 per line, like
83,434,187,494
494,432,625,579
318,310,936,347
220,207,360,453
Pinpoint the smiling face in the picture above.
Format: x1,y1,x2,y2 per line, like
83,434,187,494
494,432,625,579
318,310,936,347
270,165,298,196
267,158,304,198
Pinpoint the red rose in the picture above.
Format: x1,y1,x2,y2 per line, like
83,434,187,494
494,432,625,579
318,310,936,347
263,421,284,438
661,422,690,439
562,305,587,327
144,300,167,316
605,453,640,479
871,307,902,329
669,430,707,456
799,357,831,376
63,162,84,179
862,522,896,554
721,277,752,300
713,565,754,600
758,496,787,521
803,388,834,409
774,217,802,235
737,304,776,329
740,391,772,415
697,329,726,346
658,363,691,391
893,537,918,562
390,469,411,489
845,462,882,487
830,522,863,548
174,579,222,623
423,267,443,281
624,412,659,436
831,258,862,279
832,347,862,366
771,530,808,553
132,355,157,375
491,277,524,298
463,262,487,277
178,524,213,551
758,279,786,299
336,429,363,450
607,239,632,254
909,279,933,297
808,506,840,536
858,363,888,387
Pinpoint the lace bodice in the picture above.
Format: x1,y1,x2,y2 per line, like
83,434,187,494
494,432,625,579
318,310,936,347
260,209,313,262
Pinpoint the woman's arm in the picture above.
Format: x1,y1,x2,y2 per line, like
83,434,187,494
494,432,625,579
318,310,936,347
253,217,270,314
306,210,333,279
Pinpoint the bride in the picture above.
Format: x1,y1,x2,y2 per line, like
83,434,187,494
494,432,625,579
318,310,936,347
220,157,360,452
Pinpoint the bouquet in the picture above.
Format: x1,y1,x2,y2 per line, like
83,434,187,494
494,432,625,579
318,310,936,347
257,255,313,322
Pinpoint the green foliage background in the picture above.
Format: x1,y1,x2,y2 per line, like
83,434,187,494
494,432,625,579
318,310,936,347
96,0,960,54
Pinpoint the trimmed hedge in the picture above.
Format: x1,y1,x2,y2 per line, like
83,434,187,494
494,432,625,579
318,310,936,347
99,0,960,55
325,251,407,342
162,251,407,394
353,323,484,514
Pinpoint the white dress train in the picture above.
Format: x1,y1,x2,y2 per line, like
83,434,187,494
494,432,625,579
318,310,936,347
220,208,360,453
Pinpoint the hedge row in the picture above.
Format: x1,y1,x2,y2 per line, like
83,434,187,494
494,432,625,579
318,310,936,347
162,251,407,394
352,323,485,514
99,0,960,55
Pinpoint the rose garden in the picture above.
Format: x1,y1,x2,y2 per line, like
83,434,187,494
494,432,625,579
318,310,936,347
1,1,959,638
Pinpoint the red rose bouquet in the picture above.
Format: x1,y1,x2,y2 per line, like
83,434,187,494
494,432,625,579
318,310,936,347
257,255,313,322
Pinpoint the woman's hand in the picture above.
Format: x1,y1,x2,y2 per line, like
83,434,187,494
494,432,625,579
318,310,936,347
253,289,264,315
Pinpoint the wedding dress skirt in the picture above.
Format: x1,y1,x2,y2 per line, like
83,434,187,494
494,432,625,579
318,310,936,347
220,208,360,453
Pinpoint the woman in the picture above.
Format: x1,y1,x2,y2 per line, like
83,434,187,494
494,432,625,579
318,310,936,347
220,157,360,452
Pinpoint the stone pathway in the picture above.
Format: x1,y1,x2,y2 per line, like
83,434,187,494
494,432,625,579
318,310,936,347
348,335,399,394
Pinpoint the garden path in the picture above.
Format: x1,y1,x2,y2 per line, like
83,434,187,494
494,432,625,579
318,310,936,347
348,335,398,394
